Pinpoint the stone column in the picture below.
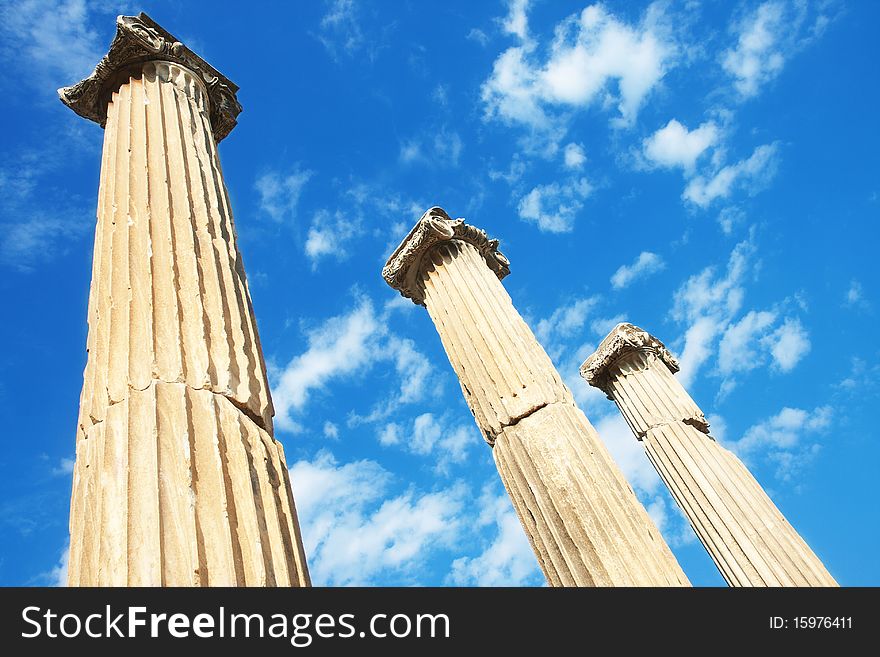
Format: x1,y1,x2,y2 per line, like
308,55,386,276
59,13,310,586
581,323,837,586
383,208,689,586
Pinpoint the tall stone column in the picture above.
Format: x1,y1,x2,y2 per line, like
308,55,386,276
383,208,688,586
581,323,837,586
59,13,310,586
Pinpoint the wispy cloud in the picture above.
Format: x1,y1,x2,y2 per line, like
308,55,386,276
843,279,869,311
671,235,811,393
562,142,587,169
316,0,365,59
482,1,679,133
683,142,780,208
289,450,467,585
399,127,463,167
611,251,665,289
447,484,543,586
732,405,831,481
270,296,437,433
517,176,593,232
722,1,834,99
304,208,359,267
254,167,313,223
0,0,104,92
378,413,474,474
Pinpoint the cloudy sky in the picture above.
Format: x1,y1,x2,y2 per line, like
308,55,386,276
0,0,876,586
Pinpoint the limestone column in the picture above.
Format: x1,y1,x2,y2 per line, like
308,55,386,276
581,323,837,586
59,13,310,586
383,208,689,586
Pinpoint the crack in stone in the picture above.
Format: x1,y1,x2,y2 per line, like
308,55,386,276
636,417,713,441
80,379,273,436
500,400,552,430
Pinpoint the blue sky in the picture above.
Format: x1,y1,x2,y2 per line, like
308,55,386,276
0,0,877,587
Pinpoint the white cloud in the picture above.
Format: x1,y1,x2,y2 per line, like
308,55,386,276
272,298,382,432
482,2,678,131
723,2,786,97
47,542,69,587
378,414,473,474
683,142,779,208
517,177,592,232
733,405,832,481
0,215,87,272
399,140,422,163
467,27,490,46
717,206,745,234
51,456,75,476
562,142,587,169
643,119,719,171
590,313,627,338
434,129,463,165
0,0,103,89
305,209,358,266
672,237,811,391
718,309,778,375
672,238,751,323
671,237,753,385
289,450,466,585
844,279,868,310
272,297,437,432
767,317,810,371
503,0,530,40
386,336,433,405
534,296,599,349
448,485,542,586
254,167,312,222
316,0,366,60
323,421,339,439
378,422,401,446
413,413,472,471
611,251,665,289
594,414,662,494
722,0,836,98
399,128,463,166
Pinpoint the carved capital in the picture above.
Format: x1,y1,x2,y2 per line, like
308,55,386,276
580,323,680,392
382,206,511,305
58,12,241,142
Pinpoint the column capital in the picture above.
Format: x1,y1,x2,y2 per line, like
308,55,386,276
58,12,241,142
382,206,510,305
580,323,680,391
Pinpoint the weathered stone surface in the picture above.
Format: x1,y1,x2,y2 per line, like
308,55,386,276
63,15,309,587
581,323,837,586
384,209,689,586
58,13,241,142
69,382,309,586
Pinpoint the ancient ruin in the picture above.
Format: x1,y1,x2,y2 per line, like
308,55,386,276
581,323,837,586
60,14,310,586
383,208,690,586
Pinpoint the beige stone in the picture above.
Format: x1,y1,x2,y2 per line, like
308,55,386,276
61,14,309,586
383,208,689,586
581,323,837,586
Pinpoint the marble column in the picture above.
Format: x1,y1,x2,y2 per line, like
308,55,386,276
59,13,310,586
383,208,689,586
581,323,837,586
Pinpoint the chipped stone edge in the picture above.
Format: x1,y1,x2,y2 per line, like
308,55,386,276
382,206,511,305
57,12,241,142
580,322,681,391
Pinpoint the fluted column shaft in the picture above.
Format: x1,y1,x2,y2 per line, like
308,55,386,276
385,211,688,586
582,325,836,586
65,54,309,586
